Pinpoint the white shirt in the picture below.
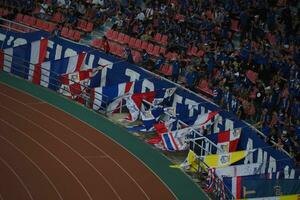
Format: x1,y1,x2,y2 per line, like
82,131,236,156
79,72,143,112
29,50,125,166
135,12,145,21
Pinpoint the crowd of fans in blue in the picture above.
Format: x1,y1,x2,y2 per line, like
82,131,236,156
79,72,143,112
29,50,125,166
1,0,299,162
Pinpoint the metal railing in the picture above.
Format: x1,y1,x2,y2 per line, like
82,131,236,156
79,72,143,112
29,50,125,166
1,50,110,114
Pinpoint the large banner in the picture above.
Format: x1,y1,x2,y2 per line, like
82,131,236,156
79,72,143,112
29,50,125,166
1,29,298,189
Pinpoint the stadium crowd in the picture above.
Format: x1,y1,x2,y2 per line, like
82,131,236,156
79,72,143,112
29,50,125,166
110,0,300,159
0,0,299,161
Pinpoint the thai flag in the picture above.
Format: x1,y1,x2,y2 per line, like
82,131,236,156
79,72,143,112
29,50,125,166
149,127,192,151
39,53,86,90
2,39,48,82
92,81,134,111
127,106,164,132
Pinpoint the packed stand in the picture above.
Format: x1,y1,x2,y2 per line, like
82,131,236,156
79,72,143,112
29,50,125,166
101,0,300,160
0,0,120,41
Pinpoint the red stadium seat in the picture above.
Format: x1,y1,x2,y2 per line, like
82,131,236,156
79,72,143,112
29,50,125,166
159,47,166,55
35,19,44,29
73,31,81,42
111,31,119,41
116,33,125,43
141,41,148,51
146,43,154,54
160,35,168,46
116,45,124,57
106,29,113,40
46,23,56,32
51,12,62,23
128,37,136,48
68,29,75,39
120,34,130,44
151,46,160,57
15,13,24,22
196,79,213,96
91,38,102,49
41,21,49,30
61,27,69,37
161,64,173,76
134,39,142,49
153,33,162,43
82,22,93,32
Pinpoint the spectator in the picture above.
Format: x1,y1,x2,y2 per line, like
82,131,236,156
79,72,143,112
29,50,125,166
124,44,134,63
171,58,180,83
102,36,110,54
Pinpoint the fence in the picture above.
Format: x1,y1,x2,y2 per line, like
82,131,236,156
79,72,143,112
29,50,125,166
1,49,110,114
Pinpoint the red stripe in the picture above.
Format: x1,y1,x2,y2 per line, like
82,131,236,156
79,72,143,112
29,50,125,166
74,52,86,71
229,139,239,152
168,132,179,151
32,39,48,84
236,176,242,198
218,130,230,143
125,82,133,93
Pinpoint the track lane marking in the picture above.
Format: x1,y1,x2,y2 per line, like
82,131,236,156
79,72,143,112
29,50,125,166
0,90,152,200
0,104,121,200
0,156,34,200
0,118,93,200
0,135,63,200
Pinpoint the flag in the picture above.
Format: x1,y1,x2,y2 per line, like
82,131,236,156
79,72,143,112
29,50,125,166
2,39,48,81
59,68,93,97
92,81,134,111
201,150,250,168
161,127,192,151
148,127,192,151
127,106,164,132
124,91,156,122
39,53,86,90
151,87,176,106
217,128,242,153
28,38,48,84
170,150,201,172
215,163,263,178
192,111,218,129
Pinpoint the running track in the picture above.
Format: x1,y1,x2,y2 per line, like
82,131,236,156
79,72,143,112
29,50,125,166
0,83,175,200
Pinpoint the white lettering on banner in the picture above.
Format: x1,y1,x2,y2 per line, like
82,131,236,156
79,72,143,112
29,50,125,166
99,58,113,87
172,94,183,108
46,40,53,59
7,36,14,46
0,33,6,43
64,48,77,58
55,44,62,60
284,166,296,179
244,139,279,175
141,79,154,93
268,157,276,174
125,68,140,82
14,38,26,47
185,98,199,117
257,149,268,174
244,139,254,164
85,54,94,69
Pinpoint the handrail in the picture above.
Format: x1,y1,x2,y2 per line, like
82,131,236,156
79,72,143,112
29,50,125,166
1,51,109,112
